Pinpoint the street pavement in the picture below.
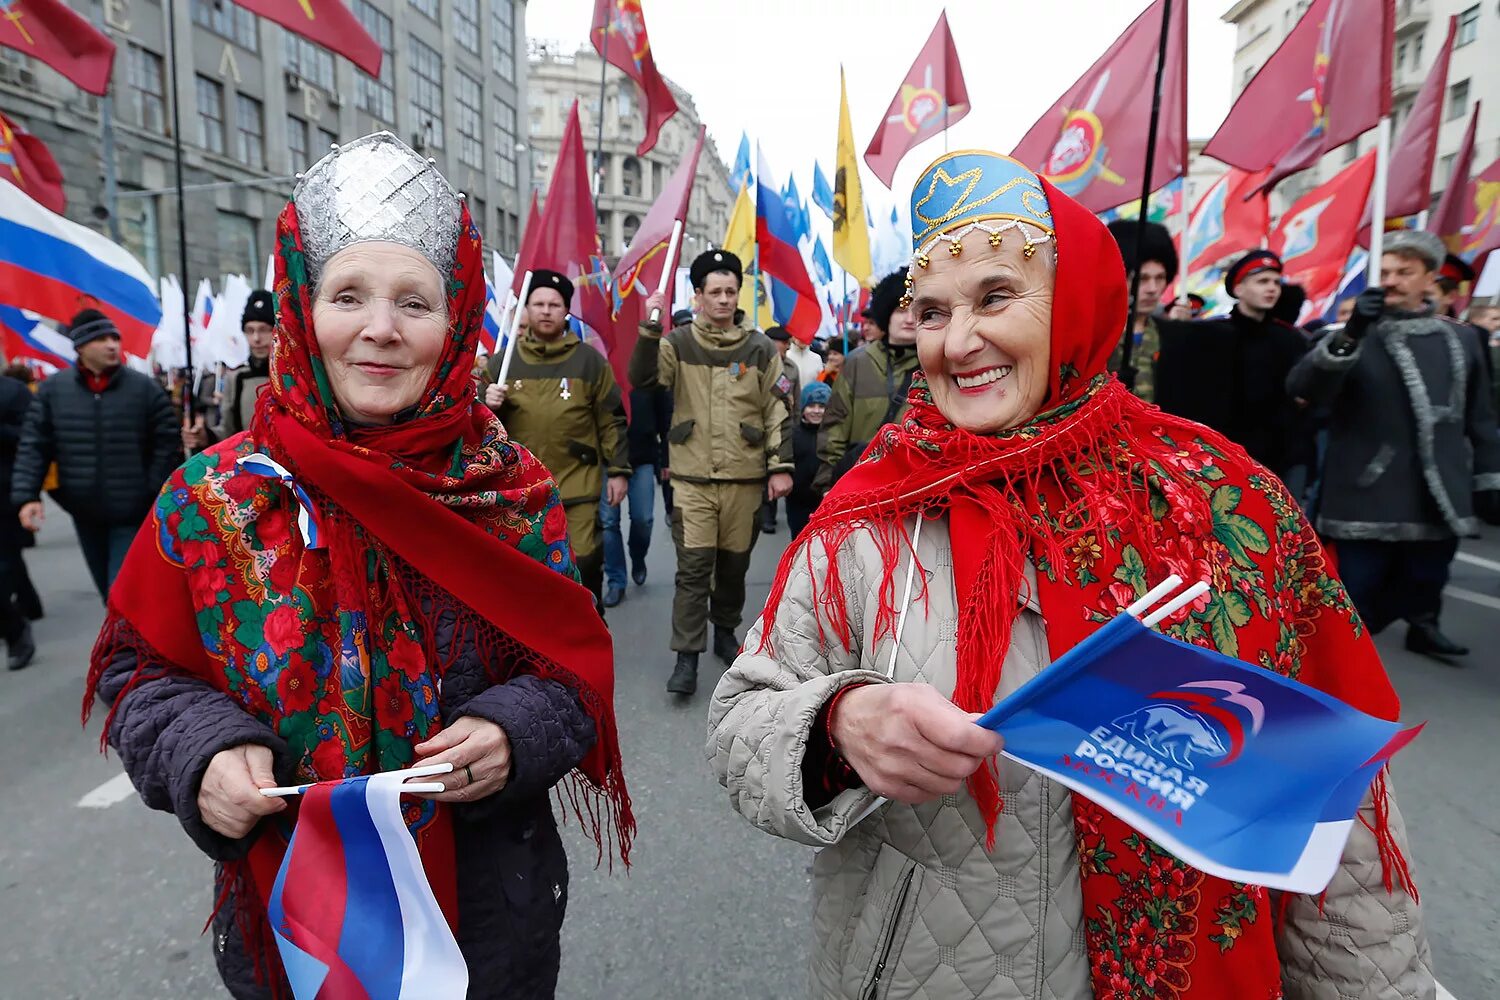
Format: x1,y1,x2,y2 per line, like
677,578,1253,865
1,498,1496,999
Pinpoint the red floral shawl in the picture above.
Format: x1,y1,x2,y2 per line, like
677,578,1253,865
87,200,632,988
759,179,1415,998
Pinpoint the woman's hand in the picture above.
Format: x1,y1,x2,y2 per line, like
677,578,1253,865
198,744,286,839
830,683,1003,805
411,717,512,803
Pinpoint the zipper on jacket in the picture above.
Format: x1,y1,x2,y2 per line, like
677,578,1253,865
1033,778,1050,1000
866,863,917,1000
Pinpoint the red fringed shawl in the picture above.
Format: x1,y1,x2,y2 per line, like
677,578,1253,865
87,200,632,989
758,179,1414,999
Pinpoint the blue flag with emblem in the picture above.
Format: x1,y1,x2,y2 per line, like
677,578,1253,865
730,132,752,194
812,237,833,285
975,578,1422,894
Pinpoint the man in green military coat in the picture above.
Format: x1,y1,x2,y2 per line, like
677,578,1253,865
634,250,794,696
814,271,921,493
483,269,628,605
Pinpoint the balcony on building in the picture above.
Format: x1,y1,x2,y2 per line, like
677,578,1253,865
1395,0,1430,37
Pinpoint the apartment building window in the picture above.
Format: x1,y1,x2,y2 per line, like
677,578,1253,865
127,45,166,132
354,0,396,124
1448,79,1470,122
217,211,258,280
491,0,515,80
1440,153,1457,186
622,156,642,197
284,34,336,92
453,0,480,55
191,0,258,52
317,127,338,152
494,96,517,188
1343,135,1361,164
235,94,264,168
120,194,162,280
286,115,309,169
409,38,444,149
1412,30,1424,65
410,0,439,20
456,71,483,169
470,195,486,241
197,75,225,154
1457,5,1480,47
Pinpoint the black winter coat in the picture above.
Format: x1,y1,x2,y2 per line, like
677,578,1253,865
0,376,33,552
625,386,672,469
1154,307,1313,478
11,366,179,525
96,582,597,1000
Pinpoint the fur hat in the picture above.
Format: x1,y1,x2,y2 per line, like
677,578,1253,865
1106,219,1178,283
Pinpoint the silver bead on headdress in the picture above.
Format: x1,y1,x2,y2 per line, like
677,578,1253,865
292,131,462,282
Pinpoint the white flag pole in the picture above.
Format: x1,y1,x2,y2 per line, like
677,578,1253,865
259,761,455,798
495,269,534,386
648,220,685,325
1367,116,1392,283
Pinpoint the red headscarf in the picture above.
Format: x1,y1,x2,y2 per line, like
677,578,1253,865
760,178,1413,998
89,198,631,992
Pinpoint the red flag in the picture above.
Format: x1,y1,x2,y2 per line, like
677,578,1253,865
863,11,969,189
233,0,381,78
590,0,678,156
1432,100,1481,249
0,0,115,96
613,124,703,324
511,191,542,296
1183,167,1270,274
1456,157,1500,261
0,109,64,214
1011,0,1187,214
1204,0,1393,193
1360,15,1455,243
1270,150,1377,308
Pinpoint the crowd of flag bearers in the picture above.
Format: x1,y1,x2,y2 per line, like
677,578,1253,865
4,0,1500,998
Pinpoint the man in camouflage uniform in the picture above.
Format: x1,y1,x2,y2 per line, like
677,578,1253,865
634,250,793,696
1105,219,1178,403
483,269,628,606
815,271,921,493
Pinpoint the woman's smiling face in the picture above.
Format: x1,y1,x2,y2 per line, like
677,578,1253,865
910,233,1054,434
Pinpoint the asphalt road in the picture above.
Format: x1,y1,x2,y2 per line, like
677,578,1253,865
0,500,1495,999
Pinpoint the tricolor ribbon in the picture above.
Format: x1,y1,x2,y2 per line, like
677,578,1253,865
237,453,324,549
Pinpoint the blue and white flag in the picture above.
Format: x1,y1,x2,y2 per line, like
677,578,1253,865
977,583,1421,893
812,162,835,221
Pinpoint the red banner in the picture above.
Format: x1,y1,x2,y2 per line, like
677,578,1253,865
0,0,115,96
1270,151,1377,306
863,11,969,189
590,0,678,156
234,0,381,78
0,109,64,214
1011,0,1187,214
1432,101,1481,250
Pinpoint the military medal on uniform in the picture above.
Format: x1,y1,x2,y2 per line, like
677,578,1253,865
559,377,571,400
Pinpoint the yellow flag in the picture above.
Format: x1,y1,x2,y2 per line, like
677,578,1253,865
722,181,775,328
833,67,873,286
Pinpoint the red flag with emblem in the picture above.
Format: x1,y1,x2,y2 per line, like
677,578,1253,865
1010,0,1187,214
0,109,64,214
1456,156,1500,261
1183,167,1270,275
1432,101,1480,250
863,11,970,189
1269,150,1377,308
1204,0,1393,194
590,0,678,156
233,0,382,78
0,0,115,95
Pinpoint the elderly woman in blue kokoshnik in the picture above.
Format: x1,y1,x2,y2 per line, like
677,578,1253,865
86,132,632,999
709,151,1432,999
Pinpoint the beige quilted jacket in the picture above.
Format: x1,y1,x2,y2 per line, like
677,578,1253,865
707,516,1435,1000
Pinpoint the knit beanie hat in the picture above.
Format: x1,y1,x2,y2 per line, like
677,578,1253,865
242,288,276,327
801,381,832,409
68,308,119,348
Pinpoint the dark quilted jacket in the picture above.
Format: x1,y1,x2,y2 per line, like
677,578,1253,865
95,586,598,1000
11,366,179,525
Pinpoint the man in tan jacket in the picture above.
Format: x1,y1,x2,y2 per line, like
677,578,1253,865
634,250,793,696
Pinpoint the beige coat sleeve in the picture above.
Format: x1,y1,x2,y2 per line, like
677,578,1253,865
1277,780,1434,1000
705,534,890,847
759,351,793,475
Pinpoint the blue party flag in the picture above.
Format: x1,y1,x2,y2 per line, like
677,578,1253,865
812,161,835,221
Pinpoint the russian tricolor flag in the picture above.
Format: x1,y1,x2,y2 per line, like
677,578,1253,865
754,148,821,344
0,181,159,358
267,770,468,999
0,305,74,371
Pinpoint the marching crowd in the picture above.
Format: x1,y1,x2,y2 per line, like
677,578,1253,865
2,134,1497,998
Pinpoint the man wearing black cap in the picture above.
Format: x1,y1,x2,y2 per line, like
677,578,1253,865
1288,229,1500,660
814,271,920,493
1432,252,1494,385
481,268,629,607
12,308,179,600
1154,249,1312,480
1105,219,1179,402
634,249,794,696
183,288,277,449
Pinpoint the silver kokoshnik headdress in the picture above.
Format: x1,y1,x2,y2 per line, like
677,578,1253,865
291,131,462,283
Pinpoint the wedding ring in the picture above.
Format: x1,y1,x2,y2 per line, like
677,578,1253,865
464,764,475,785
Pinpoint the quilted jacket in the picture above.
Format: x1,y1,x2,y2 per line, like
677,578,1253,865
707,516,1434,1000
95,585,597,1000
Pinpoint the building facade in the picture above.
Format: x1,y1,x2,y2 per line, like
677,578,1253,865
1220,0,1495,217
0,0,528,289
526,41,735,268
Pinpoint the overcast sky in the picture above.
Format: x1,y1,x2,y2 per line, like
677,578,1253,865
525,0,1239,220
